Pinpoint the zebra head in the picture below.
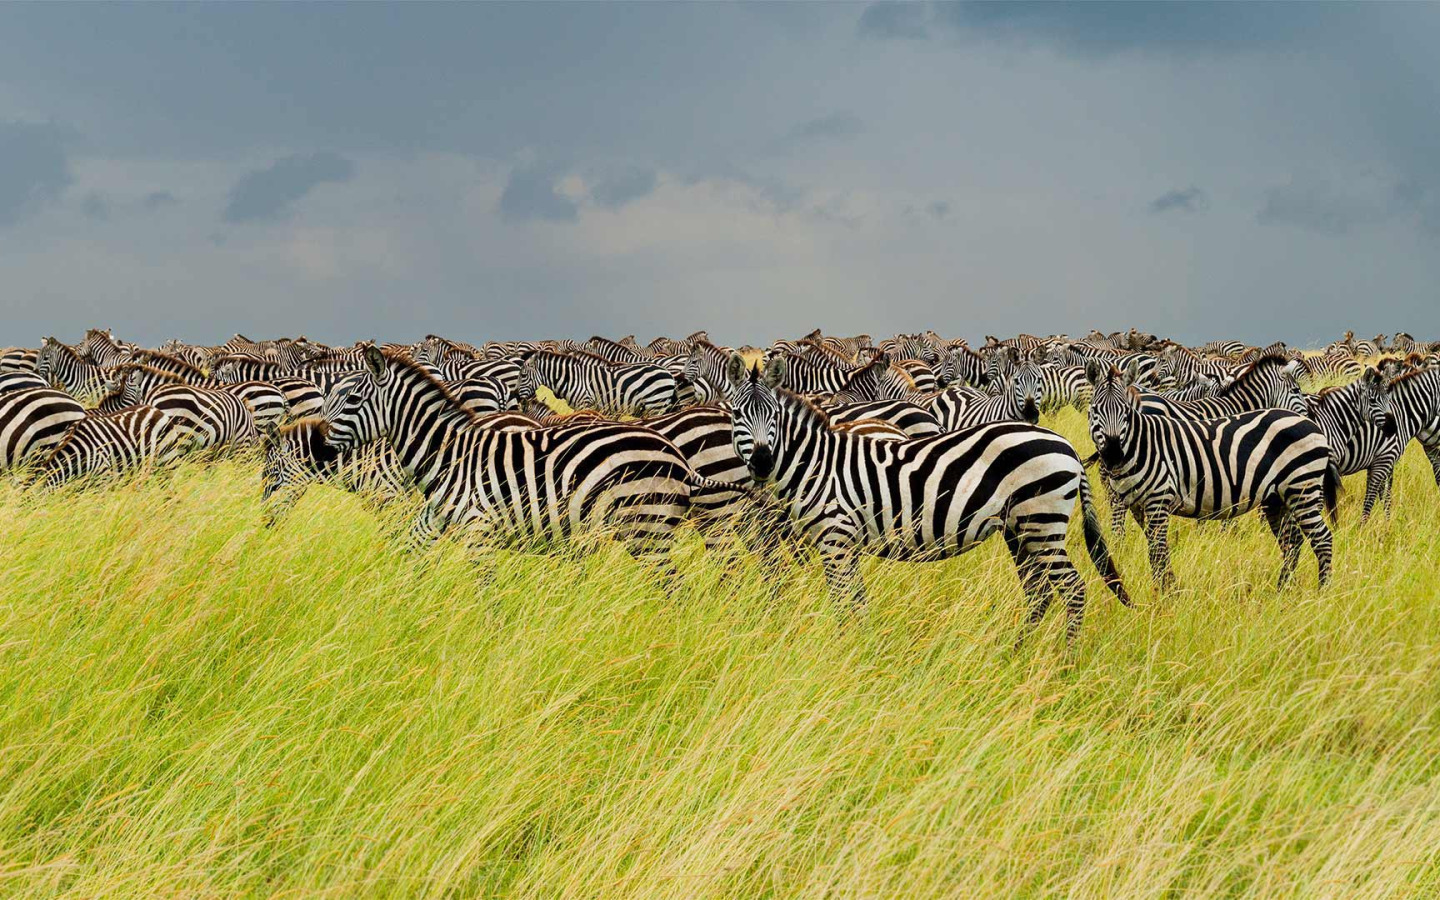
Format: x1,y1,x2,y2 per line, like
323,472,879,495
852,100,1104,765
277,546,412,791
322,346,389,450
938,346,988,390
1086,360,1139,467
34,337,61,385
1009,359,1043,425
1359,368,1393,436
726,352,786,480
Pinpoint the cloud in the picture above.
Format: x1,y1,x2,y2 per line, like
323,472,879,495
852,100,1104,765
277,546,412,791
221,152,355,224
791,112,864,142
1256,180,1383,236
80,190,110,220
589,167,658,211
926,200,951,220
1149,187,1207,214
857,2,930,40
0,121,73,226
498,161,580,223
143,190,179,211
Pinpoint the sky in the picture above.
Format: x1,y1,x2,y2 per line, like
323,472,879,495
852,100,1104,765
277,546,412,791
1,2,1438,348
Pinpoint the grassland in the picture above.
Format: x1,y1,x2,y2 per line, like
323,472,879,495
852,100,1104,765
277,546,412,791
3,408,1440,897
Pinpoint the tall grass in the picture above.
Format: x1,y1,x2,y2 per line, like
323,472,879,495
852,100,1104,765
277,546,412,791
3,408,1440,897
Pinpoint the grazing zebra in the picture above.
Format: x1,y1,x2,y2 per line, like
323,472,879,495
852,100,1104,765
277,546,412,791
322,347,710,565
1086,362,1337,589
0,387,88,470
725,354,1129,640
516,349,677,417
35,338,108,403
825,399,943,437
1302,369,1398,519
148,384,259,452
260,417,414,525
1198,339,1247,359
1033,364,1092,413
1293,353,1364,387
36,406,187,487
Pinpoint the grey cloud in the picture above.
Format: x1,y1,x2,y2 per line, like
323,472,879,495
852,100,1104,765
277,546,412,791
143,190,179,211
1256,180,1384,236
0,121,73,226
81,190,111,220
926,200,951,220
792,111,864,143
857,2,930,40
499,162,579,223
221,152,354,224
1149,187,1207,214
589,167,658,211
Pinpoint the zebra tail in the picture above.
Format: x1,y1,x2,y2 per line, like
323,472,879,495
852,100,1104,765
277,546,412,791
1324,457,1342,526
1078,473,1132,607
1080,451,1099,469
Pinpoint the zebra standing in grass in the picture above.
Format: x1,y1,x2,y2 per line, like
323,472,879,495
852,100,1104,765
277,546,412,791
35,338,109,404
1381,366,1440,490
260,418,414,525
726,354,1129,640
516,349,677,417
36,406,188,487
0,387,88,470
1302,369,1398,520
1086,361,1337,589
322,347,711,564
107,364,288,430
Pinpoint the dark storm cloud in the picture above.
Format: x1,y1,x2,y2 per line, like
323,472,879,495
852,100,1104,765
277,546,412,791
221,152,355,224
498,162,579,223
0,121,72,226
792,112,864,143
1149,187,1207,215
589,167,658,211
926,200,951,220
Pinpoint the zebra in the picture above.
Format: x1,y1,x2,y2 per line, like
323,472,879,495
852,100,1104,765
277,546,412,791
0,387,88,471
260,417,415,525
1301,369,1398,520
1381,366,1440,490
0,347,38,374
107,364,289,430
936,345,992,390
1292,353,1363,387
585,335,650,363
35,406,188,487
1155,343,1236,388
825,399,943,437
1197,339,1248,359
825,353,926,404
321,346,713,566
77,329,135,368
35,338,108,404
935,361,1043,430
1136,354,1305,420
875,333,941,365
725,353,1129,640
147,383,259,452
516,350,677,417
1033,364,1093,413
1085,361,1337,589
682,340,739,404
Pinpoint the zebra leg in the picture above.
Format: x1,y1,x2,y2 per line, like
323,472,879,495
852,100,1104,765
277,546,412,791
1361,465,1389,522
261,486,305,528
1426,443,1440,488
407,495,448,551
1005,529,1053,640
1289,493,1335,587
814,518,865,615
1261,497,1303,589
1142,502,1177,590
1104,477,1128,537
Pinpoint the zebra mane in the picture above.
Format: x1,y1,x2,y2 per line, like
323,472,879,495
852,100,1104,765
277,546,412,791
131,349,207,378
377,349,481,424
778,386,833,429
211,352,281,369
44,338,84,362
109,363,188,383
1388,366,1434,389
536,347,619,367
1215,353,1292,398
277,416,330,436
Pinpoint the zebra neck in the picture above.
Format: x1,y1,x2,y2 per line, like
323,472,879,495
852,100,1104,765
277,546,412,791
768,399,843,502
383,375,475,489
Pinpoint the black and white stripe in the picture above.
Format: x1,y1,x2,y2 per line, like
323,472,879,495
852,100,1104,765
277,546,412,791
37,406,187,487
0,387,88,470
517,349,677,417
1301,369,1397,520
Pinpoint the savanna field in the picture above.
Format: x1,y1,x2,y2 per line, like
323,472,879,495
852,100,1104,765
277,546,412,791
4,407,1439,898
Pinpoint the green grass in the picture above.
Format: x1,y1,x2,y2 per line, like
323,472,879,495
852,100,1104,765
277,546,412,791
3,408,1440,897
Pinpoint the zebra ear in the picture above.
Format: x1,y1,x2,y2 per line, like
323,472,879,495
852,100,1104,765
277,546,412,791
1121,356,1142,385
1084,359,1105,386
1361,367,1382,386
363,344,386,377
726,352,748,385
763,355,788,388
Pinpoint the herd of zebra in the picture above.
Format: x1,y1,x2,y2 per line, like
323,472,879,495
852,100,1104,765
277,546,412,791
5,326,1439,639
